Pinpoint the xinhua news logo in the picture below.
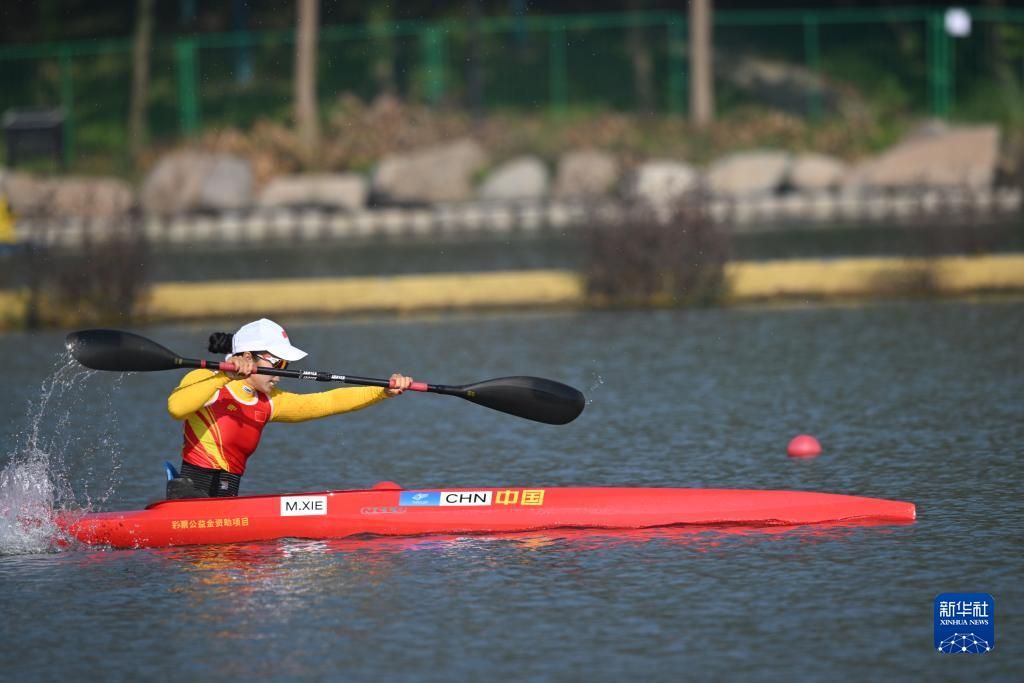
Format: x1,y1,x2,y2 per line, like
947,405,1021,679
934,593,994,654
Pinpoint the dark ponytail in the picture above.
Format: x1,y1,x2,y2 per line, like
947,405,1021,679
208,332,234,355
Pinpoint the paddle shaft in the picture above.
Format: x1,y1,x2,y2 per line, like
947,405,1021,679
180,357,460,396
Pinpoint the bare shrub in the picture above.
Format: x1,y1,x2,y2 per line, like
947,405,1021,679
585,194,730,307
23,216,149,329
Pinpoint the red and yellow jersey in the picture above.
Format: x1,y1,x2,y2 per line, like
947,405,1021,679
168,369,389,475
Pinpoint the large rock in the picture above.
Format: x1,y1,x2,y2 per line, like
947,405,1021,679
0,172,54,215
198,155,253,210
372,139,487,204
848,124,1000,191
142,151,253,213
51,177,135,218
706,150,791,197
626,160,699,213
478,156,549,201
554,149,620,198
0,172,135,227
259,174,368,210
788,153,847,192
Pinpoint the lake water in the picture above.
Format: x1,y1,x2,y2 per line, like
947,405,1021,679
1,300,1021,681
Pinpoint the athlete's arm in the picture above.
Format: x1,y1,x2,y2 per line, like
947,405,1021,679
167,369,231,420
270,386,390,422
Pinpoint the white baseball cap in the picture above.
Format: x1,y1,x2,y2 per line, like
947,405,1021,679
231,318,307,361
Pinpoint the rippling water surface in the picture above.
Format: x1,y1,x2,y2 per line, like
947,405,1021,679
1,300,1020,682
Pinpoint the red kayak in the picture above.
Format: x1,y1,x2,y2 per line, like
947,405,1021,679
55,483,916,549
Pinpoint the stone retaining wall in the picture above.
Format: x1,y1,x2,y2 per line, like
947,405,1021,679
15,188,1022,248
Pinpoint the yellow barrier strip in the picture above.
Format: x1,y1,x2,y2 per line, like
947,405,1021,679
143,270,584,318
0,289,29,327
724,254,1024,301
2,256,1023,328
932,254,1024,292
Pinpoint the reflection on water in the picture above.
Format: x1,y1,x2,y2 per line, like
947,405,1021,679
148,520,911,597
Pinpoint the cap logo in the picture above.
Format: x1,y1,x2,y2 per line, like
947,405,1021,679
281,330,288,339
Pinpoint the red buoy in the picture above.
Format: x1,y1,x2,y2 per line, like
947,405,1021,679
787,434,822,458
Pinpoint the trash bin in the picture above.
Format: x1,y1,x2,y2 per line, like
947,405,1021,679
3,108,66,169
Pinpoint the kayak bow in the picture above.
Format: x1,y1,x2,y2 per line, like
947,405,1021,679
56,484,916,549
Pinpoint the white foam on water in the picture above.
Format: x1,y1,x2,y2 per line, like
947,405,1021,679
0,354,123,554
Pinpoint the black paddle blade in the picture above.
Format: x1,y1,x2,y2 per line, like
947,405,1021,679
66,329,181,372
460,376,585,425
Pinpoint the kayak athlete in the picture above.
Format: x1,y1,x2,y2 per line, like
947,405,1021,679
165,318,412,498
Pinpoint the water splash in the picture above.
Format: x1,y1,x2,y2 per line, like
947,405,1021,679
587,367,604,405
0,353,123,554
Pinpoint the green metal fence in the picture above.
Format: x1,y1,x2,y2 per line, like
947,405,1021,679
1,7,1023,165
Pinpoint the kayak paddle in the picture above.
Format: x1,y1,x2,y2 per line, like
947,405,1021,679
66,329,585,425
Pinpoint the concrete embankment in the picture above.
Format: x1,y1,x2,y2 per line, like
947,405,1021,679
1,254,1022,328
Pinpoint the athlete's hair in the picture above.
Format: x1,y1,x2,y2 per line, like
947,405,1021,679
208,332,234,355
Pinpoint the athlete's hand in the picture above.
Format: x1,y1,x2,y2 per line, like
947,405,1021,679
386,373,414,397
226,355,257,380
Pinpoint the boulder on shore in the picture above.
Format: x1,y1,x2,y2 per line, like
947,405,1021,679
626,160,699,213
0,171,54,215
788,153,847,192
478,156,549,201
706,150,791,198
52,177,135,218
1,172,134,218
847,123,1000,191
554,149,620,198
259,174,368,210
372,139,487,205
141,151,253,213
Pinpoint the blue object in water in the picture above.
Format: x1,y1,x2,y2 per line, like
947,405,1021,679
164,461,180,481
